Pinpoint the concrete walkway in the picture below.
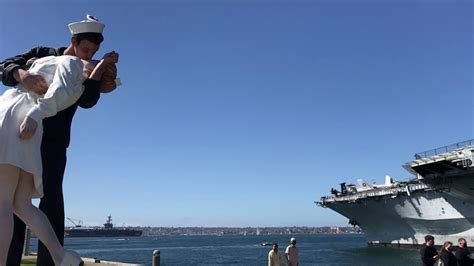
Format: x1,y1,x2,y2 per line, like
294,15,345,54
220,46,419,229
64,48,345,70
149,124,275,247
21,255,144,266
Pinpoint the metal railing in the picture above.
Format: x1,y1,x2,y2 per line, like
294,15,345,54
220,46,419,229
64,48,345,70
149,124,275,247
414,139,474,158
23,227,31,256
318,182,431,204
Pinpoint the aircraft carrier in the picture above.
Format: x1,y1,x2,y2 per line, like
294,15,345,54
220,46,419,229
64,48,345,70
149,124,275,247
318,140,474,247
65,216,142,237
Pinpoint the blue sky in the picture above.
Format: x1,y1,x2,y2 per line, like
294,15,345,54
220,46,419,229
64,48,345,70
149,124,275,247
1,0,472,227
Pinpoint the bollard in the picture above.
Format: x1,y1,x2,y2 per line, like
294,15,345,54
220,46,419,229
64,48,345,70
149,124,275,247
23,227,31,256
152,250,160,266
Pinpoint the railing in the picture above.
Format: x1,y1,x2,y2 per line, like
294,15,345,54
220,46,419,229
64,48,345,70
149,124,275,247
415,139,474,158
319,182,431,204
23,227,31,256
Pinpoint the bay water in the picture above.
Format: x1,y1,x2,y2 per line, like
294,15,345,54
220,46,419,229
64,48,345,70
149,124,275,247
30,234,421,265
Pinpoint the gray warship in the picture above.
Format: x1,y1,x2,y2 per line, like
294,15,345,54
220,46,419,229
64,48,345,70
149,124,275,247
318,139,474,247
65,215,143,237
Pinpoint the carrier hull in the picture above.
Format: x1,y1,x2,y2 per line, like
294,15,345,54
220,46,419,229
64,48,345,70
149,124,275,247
318,140,474,246
65,228,143,237
323,189,474,246
65,215,143,237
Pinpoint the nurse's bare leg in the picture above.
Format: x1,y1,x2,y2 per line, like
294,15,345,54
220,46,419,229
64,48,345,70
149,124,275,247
0,164,20,266
12,169,65,265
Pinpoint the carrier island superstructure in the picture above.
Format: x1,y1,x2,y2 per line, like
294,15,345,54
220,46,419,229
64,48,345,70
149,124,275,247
317,140,474,247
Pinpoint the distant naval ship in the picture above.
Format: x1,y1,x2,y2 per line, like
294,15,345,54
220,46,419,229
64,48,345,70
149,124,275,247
318,140,474,247
65,215,143,237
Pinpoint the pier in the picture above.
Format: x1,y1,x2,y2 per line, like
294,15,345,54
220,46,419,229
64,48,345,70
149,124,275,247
21,255,144,266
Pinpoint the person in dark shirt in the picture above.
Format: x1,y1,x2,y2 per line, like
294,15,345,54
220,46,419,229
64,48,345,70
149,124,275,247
452,238,474,266
439,241,457,266
1,15,118,266
420,235,439,266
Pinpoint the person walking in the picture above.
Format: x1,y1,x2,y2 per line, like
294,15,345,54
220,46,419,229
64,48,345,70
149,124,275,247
268,243,281,266
285,237,299,266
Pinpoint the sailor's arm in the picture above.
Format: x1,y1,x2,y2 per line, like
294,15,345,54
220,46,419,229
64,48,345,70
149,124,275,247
1,46,54,94
77,78,100,108
77,51,119,109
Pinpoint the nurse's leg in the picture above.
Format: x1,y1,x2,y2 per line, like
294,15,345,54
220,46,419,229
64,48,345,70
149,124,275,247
0,164,20,266
12,169,65,265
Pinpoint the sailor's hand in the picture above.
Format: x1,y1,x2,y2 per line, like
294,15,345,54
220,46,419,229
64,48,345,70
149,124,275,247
17,69,48,95
26,57,38,65
19,116,38,140
433,255,439,260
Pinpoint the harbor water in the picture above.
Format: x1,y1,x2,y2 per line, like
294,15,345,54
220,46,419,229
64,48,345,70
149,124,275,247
30,234,421,265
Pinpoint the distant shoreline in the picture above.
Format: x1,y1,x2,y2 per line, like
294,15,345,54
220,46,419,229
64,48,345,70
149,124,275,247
60,225,362,237
135,226,362,236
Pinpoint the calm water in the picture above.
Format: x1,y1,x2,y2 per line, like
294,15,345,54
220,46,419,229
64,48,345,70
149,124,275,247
30,234,421,265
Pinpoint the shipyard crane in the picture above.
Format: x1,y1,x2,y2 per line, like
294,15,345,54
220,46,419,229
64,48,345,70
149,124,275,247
67,217,83,228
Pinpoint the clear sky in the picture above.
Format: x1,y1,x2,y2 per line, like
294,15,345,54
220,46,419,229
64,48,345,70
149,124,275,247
1,0,472,227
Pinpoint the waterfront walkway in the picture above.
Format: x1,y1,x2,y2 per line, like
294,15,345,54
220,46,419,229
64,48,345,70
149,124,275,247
21,255,144,266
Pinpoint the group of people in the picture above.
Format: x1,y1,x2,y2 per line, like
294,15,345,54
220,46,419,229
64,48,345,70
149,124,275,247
268,234,473,266
421,235,474,266
268,237,299,266
0,15,118,266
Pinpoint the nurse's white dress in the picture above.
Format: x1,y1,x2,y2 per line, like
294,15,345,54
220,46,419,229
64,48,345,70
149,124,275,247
0,55,86,198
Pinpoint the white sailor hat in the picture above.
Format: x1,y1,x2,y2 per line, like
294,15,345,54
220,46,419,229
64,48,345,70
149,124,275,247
68,15,105,35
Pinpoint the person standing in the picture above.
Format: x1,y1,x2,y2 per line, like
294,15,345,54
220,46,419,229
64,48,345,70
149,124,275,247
438,241,457,266
452,238,474,266
1,15,118,266
285,237,299,266
420,235,439,266
268,243,281,266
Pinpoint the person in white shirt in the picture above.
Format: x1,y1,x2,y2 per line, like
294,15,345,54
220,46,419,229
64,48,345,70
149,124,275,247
0,53,116,265
285,237,299,266
268,243,281,266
